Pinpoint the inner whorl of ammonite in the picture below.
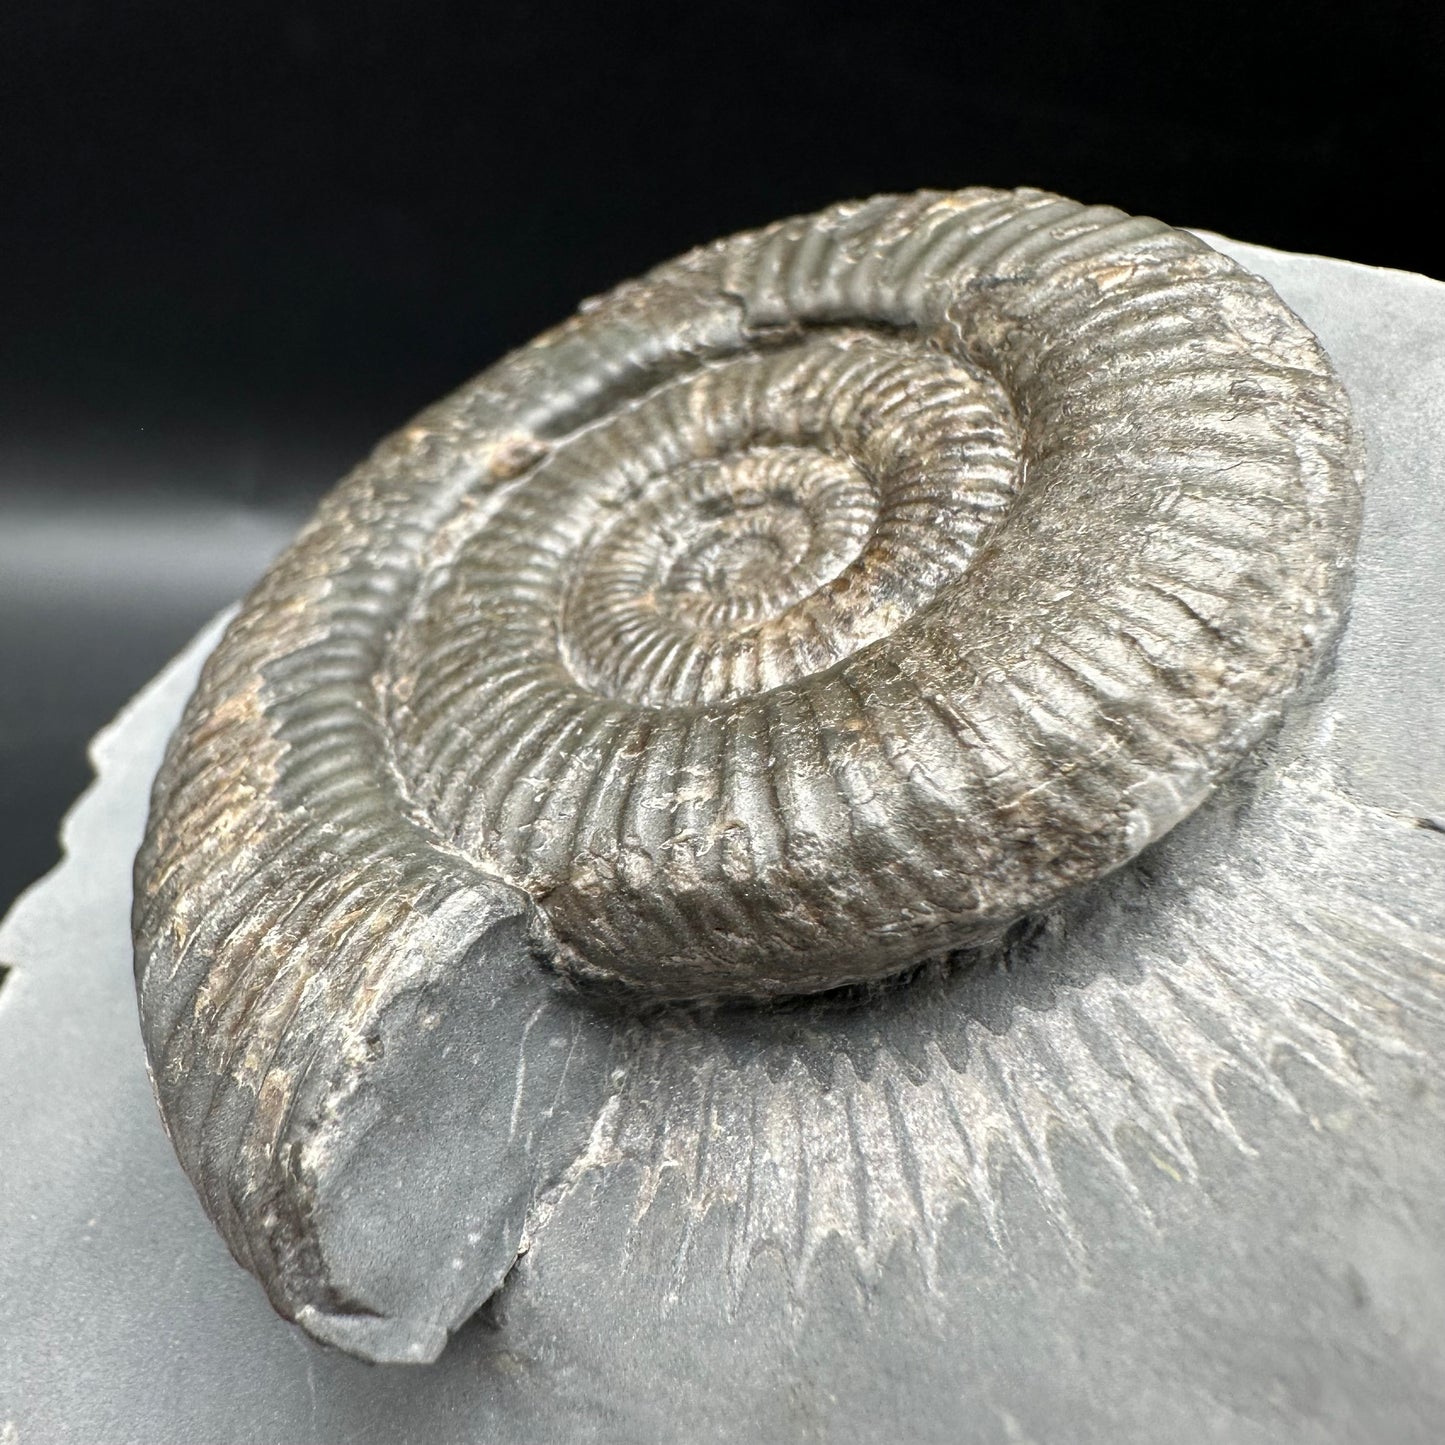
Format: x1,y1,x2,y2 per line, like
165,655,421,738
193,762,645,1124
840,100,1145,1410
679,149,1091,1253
563,444,886,702
384,328,1026,992
555,333,1021,706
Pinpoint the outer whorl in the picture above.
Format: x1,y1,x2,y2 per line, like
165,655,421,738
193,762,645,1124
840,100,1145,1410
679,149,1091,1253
131,189,1361,1356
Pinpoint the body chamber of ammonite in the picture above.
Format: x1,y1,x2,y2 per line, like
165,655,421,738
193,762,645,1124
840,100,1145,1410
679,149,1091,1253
132,188,1361,1361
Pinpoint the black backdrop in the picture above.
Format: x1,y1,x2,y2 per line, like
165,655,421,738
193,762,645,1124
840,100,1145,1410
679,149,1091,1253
1,0,1441,917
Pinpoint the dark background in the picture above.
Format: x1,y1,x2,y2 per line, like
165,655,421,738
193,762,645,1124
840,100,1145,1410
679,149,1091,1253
1,0,1441,920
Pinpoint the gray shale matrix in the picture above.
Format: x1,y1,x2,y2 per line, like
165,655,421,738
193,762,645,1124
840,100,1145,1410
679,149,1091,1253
5,204,1445,1445
127,189,1369,1365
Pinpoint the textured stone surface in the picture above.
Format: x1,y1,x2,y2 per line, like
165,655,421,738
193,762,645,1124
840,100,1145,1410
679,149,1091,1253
2,235,1443,1441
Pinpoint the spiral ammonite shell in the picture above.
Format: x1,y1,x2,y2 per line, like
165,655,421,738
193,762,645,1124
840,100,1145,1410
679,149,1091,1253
131,189,1361,1356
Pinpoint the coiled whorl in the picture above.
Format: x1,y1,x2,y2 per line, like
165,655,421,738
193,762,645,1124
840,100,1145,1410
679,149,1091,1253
130,188,1362,1350
137,188,1362,1008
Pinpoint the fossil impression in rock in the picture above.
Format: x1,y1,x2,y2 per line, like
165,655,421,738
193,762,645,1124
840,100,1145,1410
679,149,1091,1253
132,189,1362,1360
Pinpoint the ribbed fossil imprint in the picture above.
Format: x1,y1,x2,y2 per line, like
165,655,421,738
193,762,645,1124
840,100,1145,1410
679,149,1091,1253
133,189,1361,1358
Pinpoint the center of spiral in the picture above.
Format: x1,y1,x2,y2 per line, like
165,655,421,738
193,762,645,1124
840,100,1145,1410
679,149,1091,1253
559,445,880,704
653,447,878,629
420,330,1022,718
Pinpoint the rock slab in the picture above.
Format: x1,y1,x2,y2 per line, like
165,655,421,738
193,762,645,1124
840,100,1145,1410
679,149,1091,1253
1,235,1443,1444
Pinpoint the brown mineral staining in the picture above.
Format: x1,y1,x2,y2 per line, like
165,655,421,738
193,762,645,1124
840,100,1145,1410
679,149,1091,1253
486,433,551,481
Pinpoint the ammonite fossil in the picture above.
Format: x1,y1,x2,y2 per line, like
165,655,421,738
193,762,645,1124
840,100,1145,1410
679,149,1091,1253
132,188,1361,1359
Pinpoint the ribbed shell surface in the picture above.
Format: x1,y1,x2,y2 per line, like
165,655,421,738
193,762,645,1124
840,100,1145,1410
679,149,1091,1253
135,188,1362,1019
